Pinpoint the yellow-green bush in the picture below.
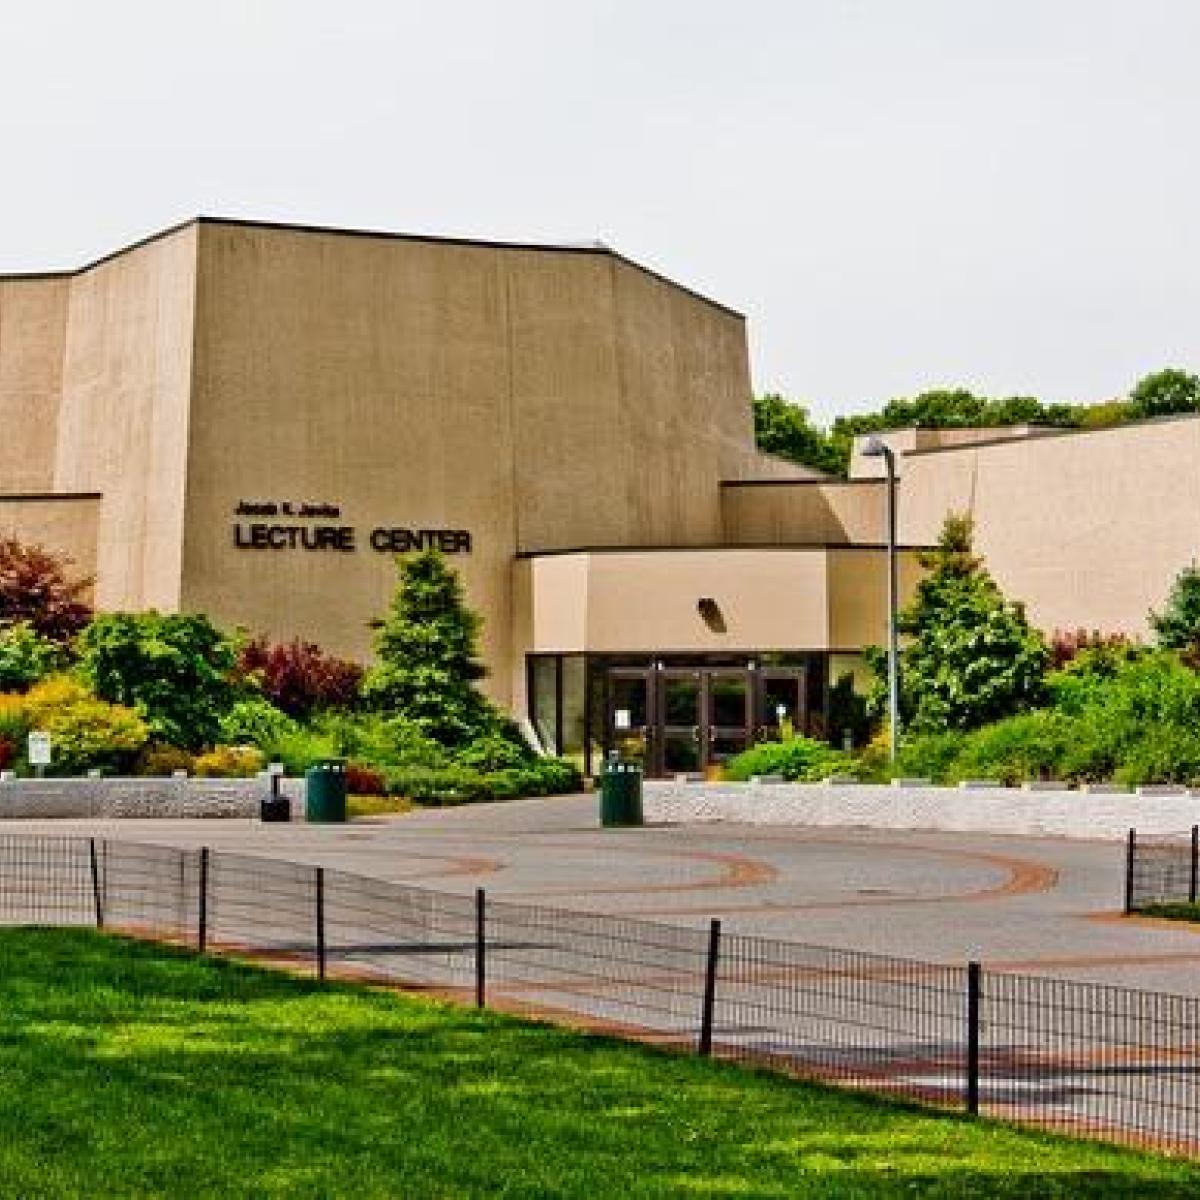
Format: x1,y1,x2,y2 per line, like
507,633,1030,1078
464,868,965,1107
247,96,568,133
21,676,148,775
192,745,265,778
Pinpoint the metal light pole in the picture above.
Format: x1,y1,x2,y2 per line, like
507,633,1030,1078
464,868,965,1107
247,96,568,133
863,436,899,762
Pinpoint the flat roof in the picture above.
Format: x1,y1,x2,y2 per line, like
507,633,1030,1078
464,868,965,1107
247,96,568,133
517,542,931,559
902,410,1200,458
0,216,743,319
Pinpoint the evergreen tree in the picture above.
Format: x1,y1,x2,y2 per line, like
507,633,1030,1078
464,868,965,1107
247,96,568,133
872,514,1048,733
362,550,496,745
1150,564,1200,665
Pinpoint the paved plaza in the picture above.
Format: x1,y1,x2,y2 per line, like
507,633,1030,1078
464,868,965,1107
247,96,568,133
7,793,1200,996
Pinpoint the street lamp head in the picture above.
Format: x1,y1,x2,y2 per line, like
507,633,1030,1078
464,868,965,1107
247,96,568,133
862,434,889,458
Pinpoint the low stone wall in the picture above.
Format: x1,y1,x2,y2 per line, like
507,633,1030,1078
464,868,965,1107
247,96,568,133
0,777,306,820
644,780,1200,841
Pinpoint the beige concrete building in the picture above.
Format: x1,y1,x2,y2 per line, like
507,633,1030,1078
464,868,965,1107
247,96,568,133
3,217,1189,775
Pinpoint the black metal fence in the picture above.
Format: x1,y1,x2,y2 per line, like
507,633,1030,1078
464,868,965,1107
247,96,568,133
2,833,1198,1156
1125,826,1200,912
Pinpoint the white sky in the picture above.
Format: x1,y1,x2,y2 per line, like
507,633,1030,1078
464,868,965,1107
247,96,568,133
2,0,1197,422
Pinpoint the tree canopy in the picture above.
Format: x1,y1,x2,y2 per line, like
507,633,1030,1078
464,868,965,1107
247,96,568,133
755,369,1199,477
1150,564,1200,665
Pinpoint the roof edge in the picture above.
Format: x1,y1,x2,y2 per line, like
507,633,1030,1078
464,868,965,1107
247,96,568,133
0,215,744,318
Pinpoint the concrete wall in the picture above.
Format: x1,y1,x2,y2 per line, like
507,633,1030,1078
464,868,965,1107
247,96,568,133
0,497,100,595
0,277,71,493
898,417,1200,637
55,226,197,611
722,480,886,545
179,223,763,705
182,224,518,695
515,546,922,665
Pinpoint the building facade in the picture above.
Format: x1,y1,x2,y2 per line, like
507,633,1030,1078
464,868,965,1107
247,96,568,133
1,218,1191,776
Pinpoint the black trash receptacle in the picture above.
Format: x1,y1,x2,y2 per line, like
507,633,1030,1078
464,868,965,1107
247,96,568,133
305,759,348,823
261,773,291,823
600,758,643,828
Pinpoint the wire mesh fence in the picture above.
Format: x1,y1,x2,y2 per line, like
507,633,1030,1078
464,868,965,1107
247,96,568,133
1126,827,1199,911
0,833,1197,1157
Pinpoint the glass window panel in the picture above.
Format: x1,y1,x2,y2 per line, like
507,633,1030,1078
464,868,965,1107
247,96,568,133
709,674,748,728
662,674,701,726
530,656,558,755
662,732,701,773
610,675,649,729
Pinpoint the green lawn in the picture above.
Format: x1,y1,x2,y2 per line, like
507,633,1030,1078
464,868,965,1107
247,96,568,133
1,930,1197,1197
1136,902,1200,923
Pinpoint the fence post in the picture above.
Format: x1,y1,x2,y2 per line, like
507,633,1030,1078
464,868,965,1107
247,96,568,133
1190,826,1198,906
698,918,722,1057
475,887,486,1009
1124,828,1136,915
197,847,209,953
966,960,981,1116
88,838,103,929
315,866,326,981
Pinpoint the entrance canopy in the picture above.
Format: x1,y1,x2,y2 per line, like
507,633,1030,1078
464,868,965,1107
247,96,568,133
514,545,921,657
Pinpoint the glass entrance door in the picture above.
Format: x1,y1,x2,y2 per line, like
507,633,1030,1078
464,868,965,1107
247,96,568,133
759,670,806,741
659,670,703,775
607,670,651,767
706,671,751,768
599,663,810,778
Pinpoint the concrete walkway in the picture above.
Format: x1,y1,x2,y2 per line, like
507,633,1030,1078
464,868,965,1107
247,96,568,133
7,793,1200,995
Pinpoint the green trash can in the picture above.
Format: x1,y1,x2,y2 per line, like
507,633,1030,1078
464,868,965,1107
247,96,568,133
305,758,348,823
600,757,643,828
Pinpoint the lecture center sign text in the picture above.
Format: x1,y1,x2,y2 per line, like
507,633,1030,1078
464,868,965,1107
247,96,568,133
232,501,471,554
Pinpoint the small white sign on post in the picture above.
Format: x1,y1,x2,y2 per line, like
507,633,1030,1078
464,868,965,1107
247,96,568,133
28,731,51,771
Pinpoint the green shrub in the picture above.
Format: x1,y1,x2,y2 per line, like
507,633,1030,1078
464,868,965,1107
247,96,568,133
192,745,265,778
217,697,298,749
78,612,238,750
258,726,340,775
487,758,582,797
948,710,1074,785
384,765,492,806
726,737,855,783
454,729,535,772
892,731,969,782
311,711,448,772
0,622,65,692
1111,723,1200,787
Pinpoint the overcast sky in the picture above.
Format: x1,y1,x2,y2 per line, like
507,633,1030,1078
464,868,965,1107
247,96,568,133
2,1,1196,422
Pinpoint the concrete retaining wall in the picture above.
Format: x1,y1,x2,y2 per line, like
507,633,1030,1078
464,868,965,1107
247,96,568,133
644,780,1200,841
0,777,305,820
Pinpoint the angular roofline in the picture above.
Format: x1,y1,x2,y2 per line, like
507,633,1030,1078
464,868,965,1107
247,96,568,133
902,411,1200,458
0,215,744,318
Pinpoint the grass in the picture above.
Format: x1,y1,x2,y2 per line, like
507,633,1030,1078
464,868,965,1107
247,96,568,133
345,793,416,818
1,929,1198,1198
1135,901,1200,923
